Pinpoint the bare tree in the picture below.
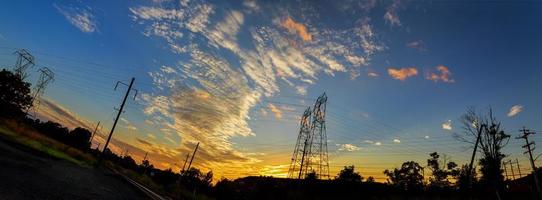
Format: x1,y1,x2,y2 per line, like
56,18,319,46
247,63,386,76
456,107,509,189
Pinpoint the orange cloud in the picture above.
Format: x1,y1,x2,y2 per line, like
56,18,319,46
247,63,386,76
427,65,454,83
387,67,418,81
268,103,282,119
281,17,312,41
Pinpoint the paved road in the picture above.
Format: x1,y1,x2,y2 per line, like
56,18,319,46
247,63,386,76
0,134,148,200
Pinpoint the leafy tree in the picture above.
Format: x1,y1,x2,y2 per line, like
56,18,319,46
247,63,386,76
0,69,32,118
366,176,375,183
336,165,363,183
384,161,424,191
454,164,477,190
458,107,509,188
427,152,459,188
68,127,91,150
180,167,213,192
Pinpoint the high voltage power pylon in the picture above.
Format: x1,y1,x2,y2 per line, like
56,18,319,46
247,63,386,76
288,93,329,179
13,49,35,80
28,67,55,113
288,107,312,179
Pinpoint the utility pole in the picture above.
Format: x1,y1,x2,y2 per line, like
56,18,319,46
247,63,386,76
503,162,509,180
90,121,101,143
516,158,523,178
508,160,516,180
143,152,148,160
181,153,190,172
517,127,541,196
468,124,486,187
186,142,200,171
100,78,137,159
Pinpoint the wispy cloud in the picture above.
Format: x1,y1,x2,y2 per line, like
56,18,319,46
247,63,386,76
54,3,98,33
338,143,361,151
367,72,379,77
406,40,427,52
387,67,418,81
295,86,307,96
507,105,523,117
427,65,454,83
442,120,452,131
393,139,401,143
268,103,283,119
384,0,402,27
281,17,312,41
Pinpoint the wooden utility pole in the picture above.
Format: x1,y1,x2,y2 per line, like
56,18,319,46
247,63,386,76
186,142,200,171
516,158,523,177
509,160,516,180
468,124,486,187
90,121,100,143
181,153,190,172
503,162,509,180
101,78,137,159
517,127,541,196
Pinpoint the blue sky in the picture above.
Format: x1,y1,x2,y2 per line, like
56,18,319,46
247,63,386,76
1,0,541,180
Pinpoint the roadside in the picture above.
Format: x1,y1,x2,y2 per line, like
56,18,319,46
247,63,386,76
0,128,149,200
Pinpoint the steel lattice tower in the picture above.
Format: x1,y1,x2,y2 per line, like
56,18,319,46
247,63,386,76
28,67,55,112
308,93,329,179
288,107,312,179
13,49,35,80
288,93,329,179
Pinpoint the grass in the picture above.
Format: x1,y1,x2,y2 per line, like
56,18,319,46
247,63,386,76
0,119,95,167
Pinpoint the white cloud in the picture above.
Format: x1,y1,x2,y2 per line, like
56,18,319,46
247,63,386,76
393,139,401,143
54,4,98,33
243,0,260,13
424,135,430,139
442,120,452,131
295,86,307,96
508,105,523,117
374,142,382,146
384,0,402,27
338,143,361,151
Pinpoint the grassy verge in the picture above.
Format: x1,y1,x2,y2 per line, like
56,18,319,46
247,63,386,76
0,119,95,167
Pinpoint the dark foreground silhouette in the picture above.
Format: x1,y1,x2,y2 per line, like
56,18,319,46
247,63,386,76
0,133,147,200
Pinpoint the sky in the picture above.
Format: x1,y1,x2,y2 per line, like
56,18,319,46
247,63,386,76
1,0,542,182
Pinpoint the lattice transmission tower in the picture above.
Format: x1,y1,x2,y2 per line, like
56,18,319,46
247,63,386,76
13,49,35,80
288,107,312,179
28,67,55,112
288,93,329,179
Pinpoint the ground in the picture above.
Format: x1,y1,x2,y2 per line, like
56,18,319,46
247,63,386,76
0,133,148,200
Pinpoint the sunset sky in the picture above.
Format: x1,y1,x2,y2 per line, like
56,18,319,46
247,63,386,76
1,0,542,181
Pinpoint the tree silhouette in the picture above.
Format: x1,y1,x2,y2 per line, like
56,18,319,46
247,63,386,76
305,170,317,181
458,107,509,189
0,69,32,118
68,127,91,150
384,161,424,191
427,152,459,188
336,165,363,183
454,164,477,190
